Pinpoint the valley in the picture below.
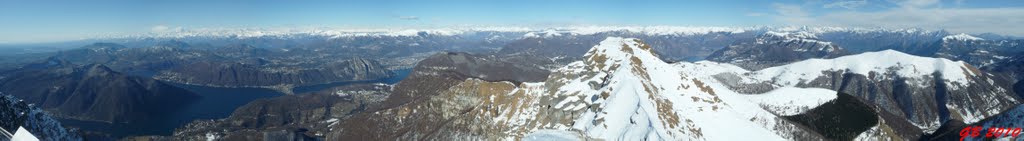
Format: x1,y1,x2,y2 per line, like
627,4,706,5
4,1,1024,140
1,26,1023,140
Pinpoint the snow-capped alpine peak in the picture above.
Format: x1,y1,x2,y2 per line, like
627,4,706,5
764,31,818,39
759,31,834,47
943,33,984,41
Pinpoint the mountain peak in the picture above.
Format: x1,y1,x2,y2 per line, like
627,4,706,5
83,64,118,77
943,33,984,41
80,42,126,53
764,31,818,39
582,37,661,72
760,31,833,46
754,49,980,87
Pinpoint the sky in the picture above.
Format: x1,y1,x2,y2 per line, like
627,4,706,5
1,0,1022,43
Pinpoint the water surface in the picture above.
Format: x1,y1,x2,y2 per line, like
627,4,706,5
60,69,413,138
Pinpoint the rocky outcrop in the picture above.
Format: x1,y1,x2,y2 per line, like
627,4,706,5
0,95,83,141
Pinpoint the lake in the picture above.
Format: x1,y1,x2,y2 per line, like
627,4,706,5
60,69,412,138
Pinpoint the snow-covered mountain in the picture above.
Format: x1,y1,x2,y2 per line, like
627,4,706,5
322,37,823,140
701,49,1020,137
324,37,1020,140
944,33,985,41
706,31,849,70
525,37,830,140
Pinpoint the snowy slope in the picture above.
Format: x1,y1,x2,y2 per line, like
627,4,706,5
326,36,1012,140
529,37,834,140
943,33,984,41
761,31,836,48
695,49,1017,133
741,87,838,116
699,49,990,94
751,49,978,88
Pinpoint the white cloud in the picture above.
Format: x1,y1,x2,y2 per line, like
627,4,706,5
772,3,815,25
151,25,184,33
774,3,808,17
896,0,940,8
398,16,419,20
151,25,170,32
823,0,868,9
771,1,1024,36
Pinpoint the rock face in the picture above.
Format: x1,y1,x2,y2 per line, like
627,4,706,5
0,95,82,141
706,31,850,70
0,59,199,123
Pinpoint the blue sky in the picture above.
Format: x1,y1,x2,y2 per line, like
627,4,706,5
1,0,1022,43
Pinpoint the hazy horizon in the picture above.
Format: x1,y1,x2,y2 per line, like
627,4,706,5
2,0,1023,43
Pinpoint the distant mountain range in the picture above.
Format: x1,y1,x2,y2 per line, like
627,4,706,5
0,58,200,124
2,26,1024,140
